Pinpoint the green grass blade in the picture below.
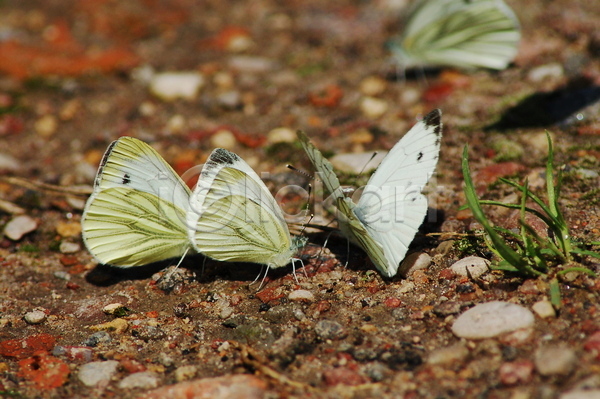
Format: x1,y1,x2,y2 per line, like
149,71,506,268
549,278,562,310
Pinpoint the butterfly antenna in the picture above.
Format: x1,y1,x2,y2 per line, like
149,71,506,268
287,164,314,180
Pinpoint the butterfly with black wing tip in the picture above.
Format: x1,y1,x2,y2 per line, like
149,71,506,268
297,109,442,278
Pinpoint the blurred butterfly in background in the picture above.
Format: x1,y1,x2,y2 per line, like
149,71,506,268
297,109,442,278
82,137,305,274
387,0,521,70
187,148,307,274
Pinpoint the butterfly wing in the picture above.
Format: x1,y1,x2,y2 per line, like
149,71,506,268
297,130,389,269
188,148,297,268
390,0,520,70
355,109,442,277
82,137,192,266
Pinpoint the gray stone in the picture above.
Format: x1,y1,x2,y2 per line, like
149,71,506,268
535,345,577,376
78,360,119,387
315,320,347,340
450,256,490,278
452,301,535,339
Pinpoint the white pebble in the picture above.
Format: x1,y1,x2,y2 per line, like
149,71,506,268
267,127,296,144
427,344,469,365
210,129,237,149
532,299,556,318
149,72,204,101
527,63,563,83
219,306,234,319
450,256,490,278
24,309,46,324
0,153,21,172
228,56,276,73
59,241,81,254
103,303,127,315
398,252,431,277
34,114,58,137
534,345,577,376
118,371,159,390
288,290,315,302
174,365,198,382
78,360,119,387
359,76,387,96
4,215,38,240
360,96,388,119
330,151,387,174
452,301,535,339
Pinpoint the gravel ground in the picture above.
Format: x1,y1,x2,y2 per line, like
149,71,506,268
0,0,599,398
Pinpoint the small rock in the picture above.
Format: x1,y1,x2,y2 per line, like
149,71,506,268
166,114,186,133
228,55,276,73
82,331,111,347
118,371,159,390
89,318,129,334
219,306,234,319
216,90,241,109
534,345,577,376
267,127,296,144
315,320,347,340
323,367,368,386
133,325,165,341
432,301,463,317
292,308,307,321
359,76,387,96
139,374,268,399
149,72,204,101
452,301,535,339
24,310,46,324
78,360,119,387
158,352,175,367
103,303,128,316
288,289,315,302
560,391,600,399
174,365,197,382
330,151,387,174
34,114,58,137
527,63,563,83
0,152,21,171
210,129,237,150
499,360,534,386
4,215,38,240
427,344,469,365
59,241,80,254
55,221,82,238
532,299,556,318
360,96,388,118
398,252,431,277
53,270,71,281
450,256,490,278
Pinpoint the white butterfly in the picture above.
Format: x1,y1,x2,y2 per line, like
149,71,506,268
388,0,521,70
297,109,442,277
188,148,306,272
82,138,305,274
82,137,192,267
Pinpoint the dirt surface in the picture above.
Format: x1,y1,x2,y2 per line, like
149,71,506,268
0,0,599,398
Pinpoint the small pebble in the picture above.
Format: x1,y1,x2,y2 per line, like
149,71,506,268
216,90,241,109
53,270,71,281
432,301,463,317
174,365,198,382
59,241,80,254
560,390,600,399
139,374,268,399
82,331,112,347
78,360,119,387
149,72,204,101
55,221,82,238
133,325,165,341
292,308,307,321
158,352,175,367
288,289,315,302
527,63,563,82
267,127,296,144
0,153,21,171
34,114,58,137
427,344,469,365
166,114,186,133
359,76,387,96
359,96,388,119
450,256,490,279
315,320,347,340
534,345,577,376
499,360,535,386
398,252,431,277
228,55,276,73
24,309,47,324
330,151,386,174
118,371,159,390
532,299,556,318
4,215,38,240
219,306,234,319
103,303,128,315
452,301,535,339
210,129,237,150
89,318,129,334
